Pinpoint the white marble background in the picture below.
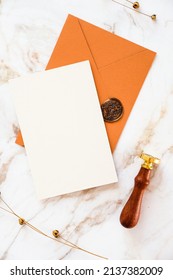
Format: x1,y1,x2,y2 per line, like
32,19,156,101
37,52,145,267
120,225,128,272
0,0,173,260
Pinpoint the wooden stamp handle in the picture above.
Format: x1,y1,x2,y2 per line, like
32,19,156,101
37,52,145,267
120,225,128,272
120,167,151,228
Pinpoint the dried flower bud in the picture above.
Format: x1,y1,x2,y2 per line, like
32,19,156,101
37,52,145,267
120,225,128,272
52,230,60,238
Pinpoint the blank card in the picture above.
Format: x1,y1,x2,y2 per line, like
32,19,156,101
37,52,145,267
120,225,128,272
10,61,117,199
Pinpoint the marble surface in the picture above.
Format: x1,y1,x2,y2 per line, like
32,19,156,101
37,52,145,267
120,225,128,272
0,0,173,260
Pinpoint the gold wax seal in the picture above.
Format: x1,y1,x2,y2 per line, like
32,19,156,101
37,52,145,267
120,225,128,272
101,98,123,123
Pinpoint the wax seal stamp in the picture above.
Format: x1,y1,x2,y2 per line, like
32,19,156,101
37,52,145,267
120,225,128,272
120,152,160,228
101,98,123,123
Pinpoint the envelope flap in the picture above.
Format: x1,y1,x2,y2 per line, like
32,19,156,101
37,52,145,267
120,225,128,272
78,17,155,69
46,15,98,70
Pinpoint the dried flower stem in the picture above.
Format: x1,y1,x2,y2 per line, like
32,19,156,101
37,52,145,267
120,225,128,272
112,0,154,18
0,193,107,260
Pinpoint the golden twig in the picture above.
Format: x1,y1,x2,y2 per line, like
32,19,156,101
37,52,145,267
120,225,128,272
0,192,107,260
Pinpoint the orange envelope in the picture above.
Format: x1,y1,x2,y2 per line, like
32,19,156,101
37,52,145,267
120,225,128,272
16,14,156,152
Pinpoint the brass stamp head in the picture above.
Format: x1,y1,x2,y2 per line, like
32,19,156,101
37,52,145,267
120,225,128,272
140,153,160,170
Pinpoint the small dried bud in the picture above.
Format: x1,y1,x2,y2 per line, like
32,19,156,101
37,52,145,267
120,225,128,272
52,230,60,238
